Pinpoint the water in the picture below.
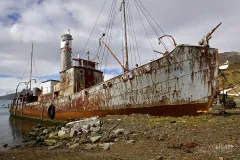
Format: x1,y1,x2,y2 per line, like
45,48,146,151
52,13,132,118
0,100,39,151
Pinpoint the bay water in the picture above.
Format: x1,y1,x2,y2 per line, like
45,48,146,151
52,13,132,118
0,100,39,151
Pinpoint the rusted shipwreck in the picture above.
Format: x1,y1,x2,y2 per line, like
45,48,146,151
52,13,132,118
10,1,221,121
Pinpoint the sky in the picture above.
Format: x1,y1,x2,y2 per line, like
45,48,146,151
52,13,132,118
0,0,239,95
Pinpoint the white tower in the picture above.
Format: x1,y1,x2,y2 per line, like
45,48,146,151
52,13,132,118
60,33,73,71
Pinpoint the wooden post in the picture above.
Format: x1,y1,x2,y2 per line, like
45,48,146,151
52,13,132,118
21,97,24,117
41,105,44,121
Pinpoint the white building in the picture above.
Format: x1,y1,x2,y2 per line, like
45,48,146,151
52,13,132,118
41,80,60,95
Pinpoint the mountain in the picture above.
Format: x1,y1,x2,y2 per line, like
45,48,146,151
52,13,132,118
218,52,240,92
219,51,240,64
0,93,16,100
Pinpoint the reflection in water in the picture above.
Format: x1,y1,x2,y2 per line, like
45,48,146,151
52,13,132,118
0,113,41,151
9,115,37,138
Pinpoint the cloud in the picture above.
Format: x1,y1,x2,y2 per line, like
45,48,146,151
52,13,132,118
0,0,240,95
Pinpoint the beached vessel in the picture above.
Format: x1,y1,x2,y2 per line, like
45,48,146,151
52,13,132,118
10,0,220,121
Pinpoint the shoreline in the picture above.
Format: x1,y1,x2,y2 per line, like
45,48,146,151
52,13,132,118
1,111,240,160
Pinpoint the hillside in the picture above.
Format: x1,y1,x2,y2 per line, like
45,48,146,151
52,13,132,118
218,52,240,94
0,93,19,100
219,51,240,65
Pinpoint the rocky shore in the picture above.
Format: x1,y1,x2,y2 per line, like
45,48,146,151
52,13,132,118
1,112,240,160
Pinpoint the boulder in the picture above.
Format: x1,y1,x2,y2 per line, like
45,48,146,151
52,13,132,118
58,130,69,138
84,144,97,150
48,144,61,150
82,124,90,133
73,138,80,144
29,132,37,137
99,143,111,150
42,129,49,134
90,126,101,132
69,128,76,138
126,140,136,144
90,136,102,143
113,129,125,135
68,143,79,149
44,139,57,145
49,132,59,139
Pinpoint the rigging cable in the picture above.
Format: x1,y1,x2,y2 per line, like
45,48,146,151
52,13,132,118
102,4,118,76
20,55,31,81
127,0,138,68
100,0,118,72
100,0,116,70
134,0,168,52
137,0,174,46
76,0,107,58
134,0,157,59
32,55,40,81
128,0,141,66
126,0,134,69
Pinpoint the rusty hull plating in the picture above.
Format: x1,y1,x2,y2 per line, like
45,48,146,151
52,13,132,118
10,45,219,121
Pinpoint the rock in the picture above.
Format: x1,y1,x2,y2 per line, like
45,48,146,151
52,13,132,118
94,120,101,127
36,137,44,143
36,124,42,128
126,140,136,144
48,144,61,150
151,156,164,160
79,138,89,144
82,124,90,133
84,144,97,150
32,127,40,132
42,129,49,134
100,143,111,150
90,136,102,143
113,129,125,135
66,143,72,147
170,121,176,123
49,132,59,139
90,126,101,132
69,128,76,138
58,130,69,138
26,142,37,148
10,145,22,150
29,132,37,137
68,143,79,149
3,144,8,148
44,139,57,146
22,139,30,143
73,138,80,144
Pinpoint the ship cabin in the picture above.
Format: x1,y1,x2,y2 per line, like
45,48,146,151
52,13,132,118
56,58,104,97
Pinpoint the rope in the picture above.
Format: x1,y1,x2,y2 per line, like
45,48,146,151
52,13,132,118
20,55,31,81
134,0,157,59
135,0,169,52
100,0,118,72
126,0,134,69
137,0,174,46
127,0,141,66
128,1,141,66
76,0,107,58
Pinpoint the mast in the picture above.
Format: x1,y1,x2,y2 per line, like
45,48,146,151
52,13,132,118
121,0,129,72
30,43,33,91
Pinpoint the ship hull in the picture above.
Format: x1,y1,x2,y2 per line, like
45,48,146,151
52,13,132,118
10,45,219,121
10,103,208,121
